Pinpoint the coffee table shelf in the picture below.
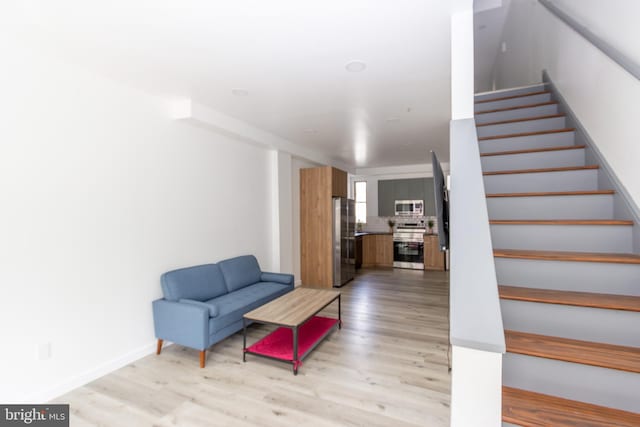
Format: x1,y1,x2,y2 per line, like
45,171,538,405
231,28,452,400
244,316,338,371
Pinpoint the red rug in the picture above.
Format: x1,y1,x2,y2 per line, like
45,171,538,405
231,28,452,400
246,316,338,362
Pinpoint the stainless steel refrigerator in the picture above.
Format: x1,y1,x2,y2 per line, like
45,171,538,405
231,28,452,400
333,197,355,287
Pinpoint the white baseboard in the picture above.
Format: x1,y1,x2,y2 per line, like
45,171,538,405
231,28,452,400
29,340,165,403
295,279,302,287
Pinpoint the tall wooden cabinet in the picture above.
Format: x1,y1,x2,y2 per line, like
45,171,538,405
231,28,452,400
300,166,348,287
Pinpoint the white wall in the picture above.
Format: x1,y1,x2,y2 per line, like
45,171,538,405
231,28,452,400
0,40,279,402
450,346,502,427
552,0,640,65
451,4,475,119
275,151,294,274
493,0,640,206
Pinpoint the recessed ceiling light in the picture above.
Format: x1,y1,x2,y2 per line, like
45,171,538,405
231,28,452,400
345,61,367,72
231,88,249,96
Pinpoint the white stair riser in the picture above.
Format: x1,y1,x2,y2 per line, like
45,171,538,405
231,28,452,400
475,104,559,124
501,300,640,347
487,194,614,220
479,132,575,154
474,84,548,102
490,224,633,253
484,169,598,194
475,93,552,113
503,353,640,413
481,148,585,172
495,258,640,296
477,116,566,138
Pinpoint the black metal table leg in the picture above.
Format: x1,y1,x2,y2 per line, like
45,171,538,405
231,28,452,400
242,318,247,362
293,326,299,375
338,294,342,329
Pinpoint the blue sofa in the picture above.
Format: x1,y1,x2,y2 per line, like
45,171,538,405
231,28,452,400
152,255,294,367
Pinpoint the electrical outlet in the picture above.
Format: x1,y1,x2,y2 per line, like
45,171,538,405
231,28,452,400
37,342,52,360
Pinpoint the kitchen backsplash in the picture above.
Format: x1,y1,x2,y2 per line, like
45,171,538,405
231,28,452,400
361,216,439,234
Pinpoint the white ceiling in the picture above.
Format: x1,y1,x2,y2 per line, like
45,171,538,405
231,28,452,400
6,0,455,168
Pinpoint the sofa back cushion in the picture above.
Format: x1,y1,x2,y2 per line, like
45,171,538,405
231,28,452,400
161,264,228,302
218,255,262,292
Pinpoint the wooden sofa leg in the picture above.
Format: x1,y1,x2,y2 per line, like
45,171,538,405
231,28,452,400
200,350,206,368
156,339,163,355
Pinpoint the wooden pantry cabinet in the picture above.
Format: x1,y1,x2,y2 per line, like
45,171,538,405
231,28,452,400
300,166,348,287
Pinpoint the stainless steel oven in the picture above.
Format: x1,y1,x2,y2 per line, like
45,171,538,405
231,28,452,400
393,228,425,270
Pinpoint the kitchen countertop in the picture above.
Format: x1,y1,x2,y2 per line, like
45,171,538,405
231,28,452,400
356,231,439,236
355,232,392,237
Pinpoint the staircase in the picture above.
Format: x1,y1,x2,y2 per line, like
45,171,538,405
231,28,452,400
474,84,640,426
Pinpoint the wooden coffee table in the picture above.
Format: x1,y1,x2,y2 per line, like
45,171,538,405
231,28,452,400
242,287,341,375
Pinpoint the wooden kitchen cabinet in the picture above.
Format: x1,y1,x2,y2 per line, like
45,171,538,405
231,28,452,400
362,234,393,268
375,235,393,267
300,165,349,287
362,234,377,267
331,167,348,198
424,234,445,271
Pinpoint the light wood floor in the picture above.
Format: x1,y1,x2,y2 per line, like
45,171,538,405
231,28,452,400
55,268,451,426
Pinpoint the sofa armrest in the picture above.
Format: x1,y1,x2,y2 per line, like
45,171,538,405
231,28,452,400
261,272,294,288
152,299,209,350
179,299,219,317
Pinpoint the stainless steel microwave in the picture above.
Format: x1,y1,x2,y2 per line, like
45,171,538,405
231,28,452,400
394,200,424,216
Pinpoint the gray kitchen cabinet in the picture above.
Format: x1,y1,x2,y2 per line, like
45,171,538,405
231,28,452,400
424,177,435,215
378,177,436,217
408,178,425,203
377,180,395,216
393,179,410,201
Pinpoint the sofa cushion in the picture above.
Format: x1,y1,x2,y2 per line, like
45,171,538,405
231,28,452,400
218,255,262,292
179,299,220,317
161,264,228,302
208,282,290,333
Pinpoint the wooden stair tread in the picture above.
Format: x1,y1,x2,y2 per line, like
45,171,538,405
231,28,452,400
480,144,586,157
486,190,614,198
494,249,640,264
474,90,551,104
478,128,575,141
475,101,558,115
490,219,633,225
476,114,565,127
503,386,640,426
499,285,640,312
483,165,598,176
504,330,640,373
